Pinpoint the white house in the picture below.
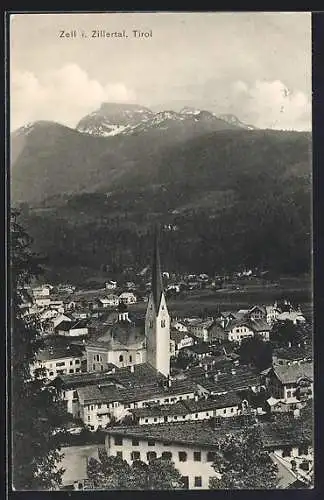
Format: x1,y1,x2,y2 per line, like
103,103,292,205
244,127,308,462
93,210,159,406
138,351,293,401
30,345,85,380
97,295,119,308
105,281,117,290
104,422,223,489
171,320,188,333
276,312,306,325
119,292,137,305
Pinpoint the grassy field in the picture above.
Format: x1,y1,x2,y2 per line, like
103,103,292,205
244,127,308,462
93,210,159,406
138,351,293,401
129,284,312,319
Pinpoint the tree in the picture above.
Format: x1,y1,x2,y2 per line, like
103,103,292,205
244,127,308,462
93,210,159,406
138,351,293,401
238,336,273,371
11,211,66,490
271,320,306,347
209,426,279,489
87,453,184,490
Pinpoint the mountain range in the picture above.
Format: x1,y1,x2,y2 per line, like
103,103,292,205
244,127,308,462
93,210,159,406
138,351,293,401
11,102,312,282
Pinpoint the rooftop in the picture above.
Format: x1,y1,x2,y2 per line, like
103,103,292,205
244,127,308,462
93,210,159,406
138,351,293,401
36,344,85,362
273,363,313,384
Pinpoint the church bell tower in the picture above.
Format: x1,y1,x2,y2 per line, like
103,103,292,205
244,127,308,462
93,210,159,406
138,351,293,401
145,226,170,377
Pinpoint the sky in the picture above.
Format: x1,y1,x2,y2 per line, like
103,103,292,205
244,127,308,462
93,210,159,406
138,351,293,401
10,12,311,131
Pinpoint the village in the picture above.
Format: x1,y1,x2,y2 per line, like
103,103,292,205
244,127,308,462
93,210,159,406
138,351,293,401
17,234,314,491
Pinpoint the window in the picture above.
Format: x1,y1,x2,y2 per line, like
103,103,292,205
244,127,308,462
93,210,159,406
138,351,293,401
70,361,73,366
76,368,80,373
75,359,80,364
282,447,292,458
195,413,198,419
207,452,215,462
161,320,166,328
287,390,292,398
88,416,90,421
129,355,132,362
49,371,54,376
131,451,140,461
182,416,186,420
93,355,96,361
100,365,104,371
223,409,226,414
174,416,177,420
98,404,101,409
69,369,74,373
92,364,95,370
149,320,153,328
178,452,187,462
147,451,157,461
114,436,123,446
298,445,308,456
119,355,124,362
96,354,100,362
231,408,234,413
56,361,65,367
206,412,209,417
165,399,169,403
194,451,201,462
148,440,155,447
145,419,148,423
194,476,202,487
181,476,189,489
132,438,139,446
153,418,157,422
162,452,172,460
116,451,123,459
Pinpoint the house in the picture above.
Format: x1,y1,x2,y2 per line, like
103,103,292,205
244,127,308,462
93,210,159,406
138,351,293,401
247,305,267,321
248,318,271,341
171,320,188,333
265,305,281,324
55,319,89,337
97,295,120,308
263,363,313,403
170,330,194,354
103,421,229,489
105,281,117,290
30,344,86,380
276,312,306,325
52,313,74,329
130,392,242,426
32,285,51,298
272,346,312,366
76,377,197,431
187,319,214,342
119,292,137,305
34,295,51,308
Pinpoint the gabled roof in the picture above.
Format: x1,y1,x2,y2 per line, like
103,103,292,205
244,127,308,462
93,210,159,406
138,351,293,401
272,363,313,384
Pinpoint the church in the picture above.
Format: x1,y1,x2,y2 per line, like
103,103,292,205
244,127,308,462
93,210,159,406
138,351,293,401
85,229,171,377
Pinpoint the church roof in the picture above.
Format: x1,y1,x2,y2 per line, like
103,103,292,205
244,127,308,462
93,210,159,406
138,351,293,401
151,226,164,312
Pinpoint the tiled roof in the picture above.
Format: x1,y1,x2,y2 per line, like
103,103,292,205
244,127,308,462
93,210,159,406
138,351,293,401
273,363,313,384
106,419,312,451
36,344,85,361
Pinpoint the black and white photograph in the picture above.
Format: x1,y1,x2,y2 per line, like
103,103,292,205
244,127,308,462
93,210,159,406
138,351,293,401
9,11,313,491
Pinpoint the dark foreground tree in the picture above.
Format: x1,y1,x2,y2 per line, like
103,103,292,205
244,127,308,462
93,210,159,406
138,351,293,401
11,211,66,490
238,335,273,371
209,426,279,489
87,453,184,490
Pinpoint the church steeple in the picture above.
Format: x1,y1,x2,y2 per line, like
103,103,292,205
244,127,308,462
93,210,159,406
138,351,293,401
145,224,170,377
151,225,164,313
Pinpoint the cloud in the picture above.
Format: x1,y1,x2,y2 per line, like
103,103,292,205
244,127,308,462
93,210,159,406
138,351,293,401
229,79,311,131
10,63,136,131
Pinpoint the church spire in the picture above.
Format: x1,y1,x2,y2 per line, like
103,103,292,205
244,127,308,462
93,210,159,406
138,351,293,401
151,225,164,312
